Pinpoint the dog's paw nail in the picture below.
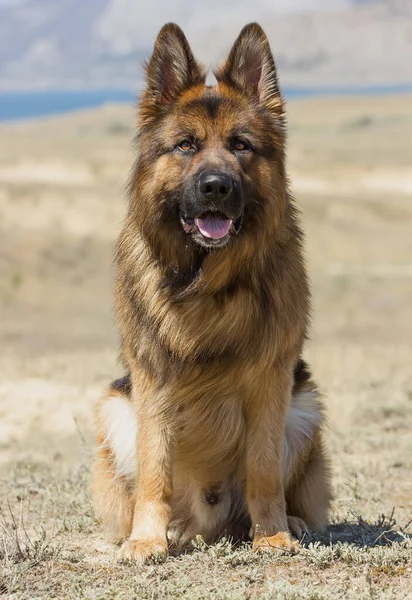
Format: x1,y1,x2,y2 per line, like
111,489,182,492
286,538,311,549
287,516,310,540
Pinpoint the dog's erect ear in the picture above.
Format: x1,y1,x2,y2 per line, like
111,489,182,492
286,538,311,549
140,23,205,121
215,23,282,113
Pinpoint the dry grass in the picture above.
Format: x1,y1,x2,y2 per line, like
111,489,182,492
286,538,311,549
1,462,411,599
1,460,411,599
0,94,411,598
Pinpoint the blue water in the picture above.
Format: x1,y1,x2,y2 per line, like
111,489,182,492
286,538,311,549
0,90,137,122
0,85,411,122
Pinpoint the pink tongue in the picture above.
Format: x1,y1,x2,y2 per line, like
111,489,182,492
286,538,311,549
195,216,232,240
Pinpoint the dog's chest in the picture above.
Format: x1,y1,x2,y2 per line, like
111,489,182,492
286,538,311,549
175,392,246,477
158,286,265,364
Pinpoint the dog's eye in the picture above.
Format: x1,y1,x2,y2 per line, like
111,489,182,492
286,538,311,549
178,140,194,152
232,139,250,152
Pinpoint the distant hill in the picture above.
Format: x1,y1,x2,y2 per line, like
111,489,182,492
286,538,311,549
0,0,411,91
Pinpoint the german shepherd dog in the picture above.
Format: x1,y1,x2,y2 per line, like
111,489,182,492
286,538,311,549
92,22,331,564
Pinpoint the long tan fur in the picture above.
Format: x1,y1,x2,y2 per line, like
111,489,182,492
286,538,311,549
91,22,331,564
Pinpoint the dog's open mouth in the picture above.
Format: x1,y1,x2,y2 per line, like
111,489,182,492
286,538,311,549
195,214,232,240
180,211,243,246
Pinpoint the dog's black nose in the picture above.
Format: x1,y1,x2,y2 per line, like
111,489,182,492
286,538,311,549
198,172,233,202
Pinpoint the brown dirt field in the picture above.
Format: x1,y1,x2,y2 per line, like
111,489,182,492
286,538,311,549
1,94,411,599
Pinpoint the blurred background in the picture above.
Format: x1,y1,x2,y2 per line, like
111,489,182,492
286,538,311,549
1,0,412,117
0,0,411,596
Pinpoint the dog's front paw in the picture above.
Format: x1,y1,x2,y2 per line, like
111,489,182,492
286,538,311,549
252,530,298,554
118,538,168,565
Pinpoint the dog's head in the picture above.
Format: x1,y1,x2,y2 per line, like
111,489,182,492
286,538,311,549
132,23,286,252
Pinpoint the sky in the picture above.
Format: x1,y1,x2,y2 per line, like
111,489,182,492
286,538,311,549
0,0,351,9
0,0,27,5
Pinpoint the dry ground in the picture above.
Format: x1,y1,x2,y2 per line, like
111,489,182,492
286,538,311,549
0,94,411,599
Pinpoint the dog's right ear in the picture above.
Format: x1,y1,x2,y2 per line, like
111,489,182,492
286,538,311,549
140,23,205,125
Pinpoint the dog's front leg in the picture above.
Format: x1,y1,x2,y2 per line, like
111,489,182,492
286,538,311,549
119,390,174,565
245,365,297,553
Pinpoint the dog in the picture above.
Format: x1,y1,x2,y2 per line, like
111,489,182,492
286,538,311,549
92,22,331,564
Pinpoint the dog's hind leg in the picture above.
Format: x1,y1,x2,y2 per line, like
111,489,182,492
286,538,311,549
284,433,331,537
283,361,332,537
91,376,137,544
92,444,134,544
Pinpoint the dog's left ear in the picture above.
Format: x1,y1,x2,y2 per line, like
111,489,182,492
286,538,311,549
215,23,282,113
